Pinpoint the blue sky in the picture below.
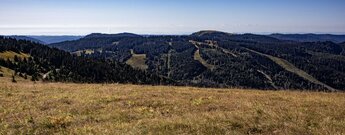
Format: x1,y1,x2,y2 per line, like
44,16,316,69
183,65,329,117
0,0,344,35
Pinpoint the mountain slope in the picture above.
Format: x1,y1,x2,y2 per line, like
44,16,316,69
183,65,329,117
244,48,337,91
242,41,345,90
0,36,171,84
48,31,345,91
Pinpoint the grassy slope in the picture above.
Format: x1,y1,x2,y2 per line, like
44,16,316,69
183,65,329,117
0,51,30,60
193,49,215,70
0,78,344,134
190,41,215,70
0,66,14,77
72,49,95,56
126,49,148,70
0,67,32,83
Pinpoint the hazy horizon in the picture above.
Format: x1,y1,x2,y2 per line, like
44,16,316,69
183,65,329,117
4,31,345,36
1,0,345,35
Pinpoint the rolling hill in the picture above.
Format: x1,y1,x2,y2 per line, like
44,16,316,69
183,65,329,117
50,31,345,91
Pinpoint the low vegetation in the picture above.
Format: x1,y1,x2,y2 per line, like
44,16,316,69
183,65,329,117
126,49,148,70
191,42,215,71
193,48,214,70
0,78,344,134
0,51,30,60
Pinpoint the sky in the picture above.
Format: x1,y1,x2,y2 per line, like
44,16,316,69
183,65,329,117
0,0,344,35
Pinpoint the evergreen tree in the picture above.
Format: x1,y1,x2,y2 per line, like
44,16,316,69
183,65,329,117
24,73,28,80
12,74,16,83
14,55,19,62
31,73,38,82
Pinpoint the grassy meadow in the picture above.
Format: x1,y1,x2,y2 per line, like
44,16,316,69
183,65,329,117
0,77,344,134
0,51,30,60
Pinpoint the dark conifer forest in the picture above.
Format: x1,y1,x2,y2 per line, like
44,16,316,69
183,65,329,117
0,36,172,85
2,31,345,91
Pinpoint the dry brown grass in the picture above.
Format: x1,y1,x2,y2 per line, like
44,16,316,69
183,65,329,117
72,49,95,56
0,51,30,60
0,78,344,134
0,66,14,77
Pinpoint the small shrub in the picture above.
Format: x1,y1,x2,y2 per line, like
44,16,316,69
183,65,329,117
43,115,73,129
12,75,16,83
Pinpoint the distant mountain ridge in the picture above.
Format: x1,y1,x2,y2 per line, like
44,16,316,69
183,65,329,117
8,33,345,45
5,35,83,44
7,36,45,44
30,36,83,44
269,33,345,43
84,33,141,38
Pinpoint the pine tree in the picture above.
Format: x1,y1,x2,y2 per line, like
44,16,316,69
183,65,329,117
12,74,17,83
0,66,2,77
24,73,28,79
14,55,19,62
31,73,38,82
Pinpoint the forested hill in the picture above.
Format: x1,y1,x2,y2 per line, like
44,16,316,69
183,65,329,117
49,31,345,91
0,37,172,85
49,33,143,51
